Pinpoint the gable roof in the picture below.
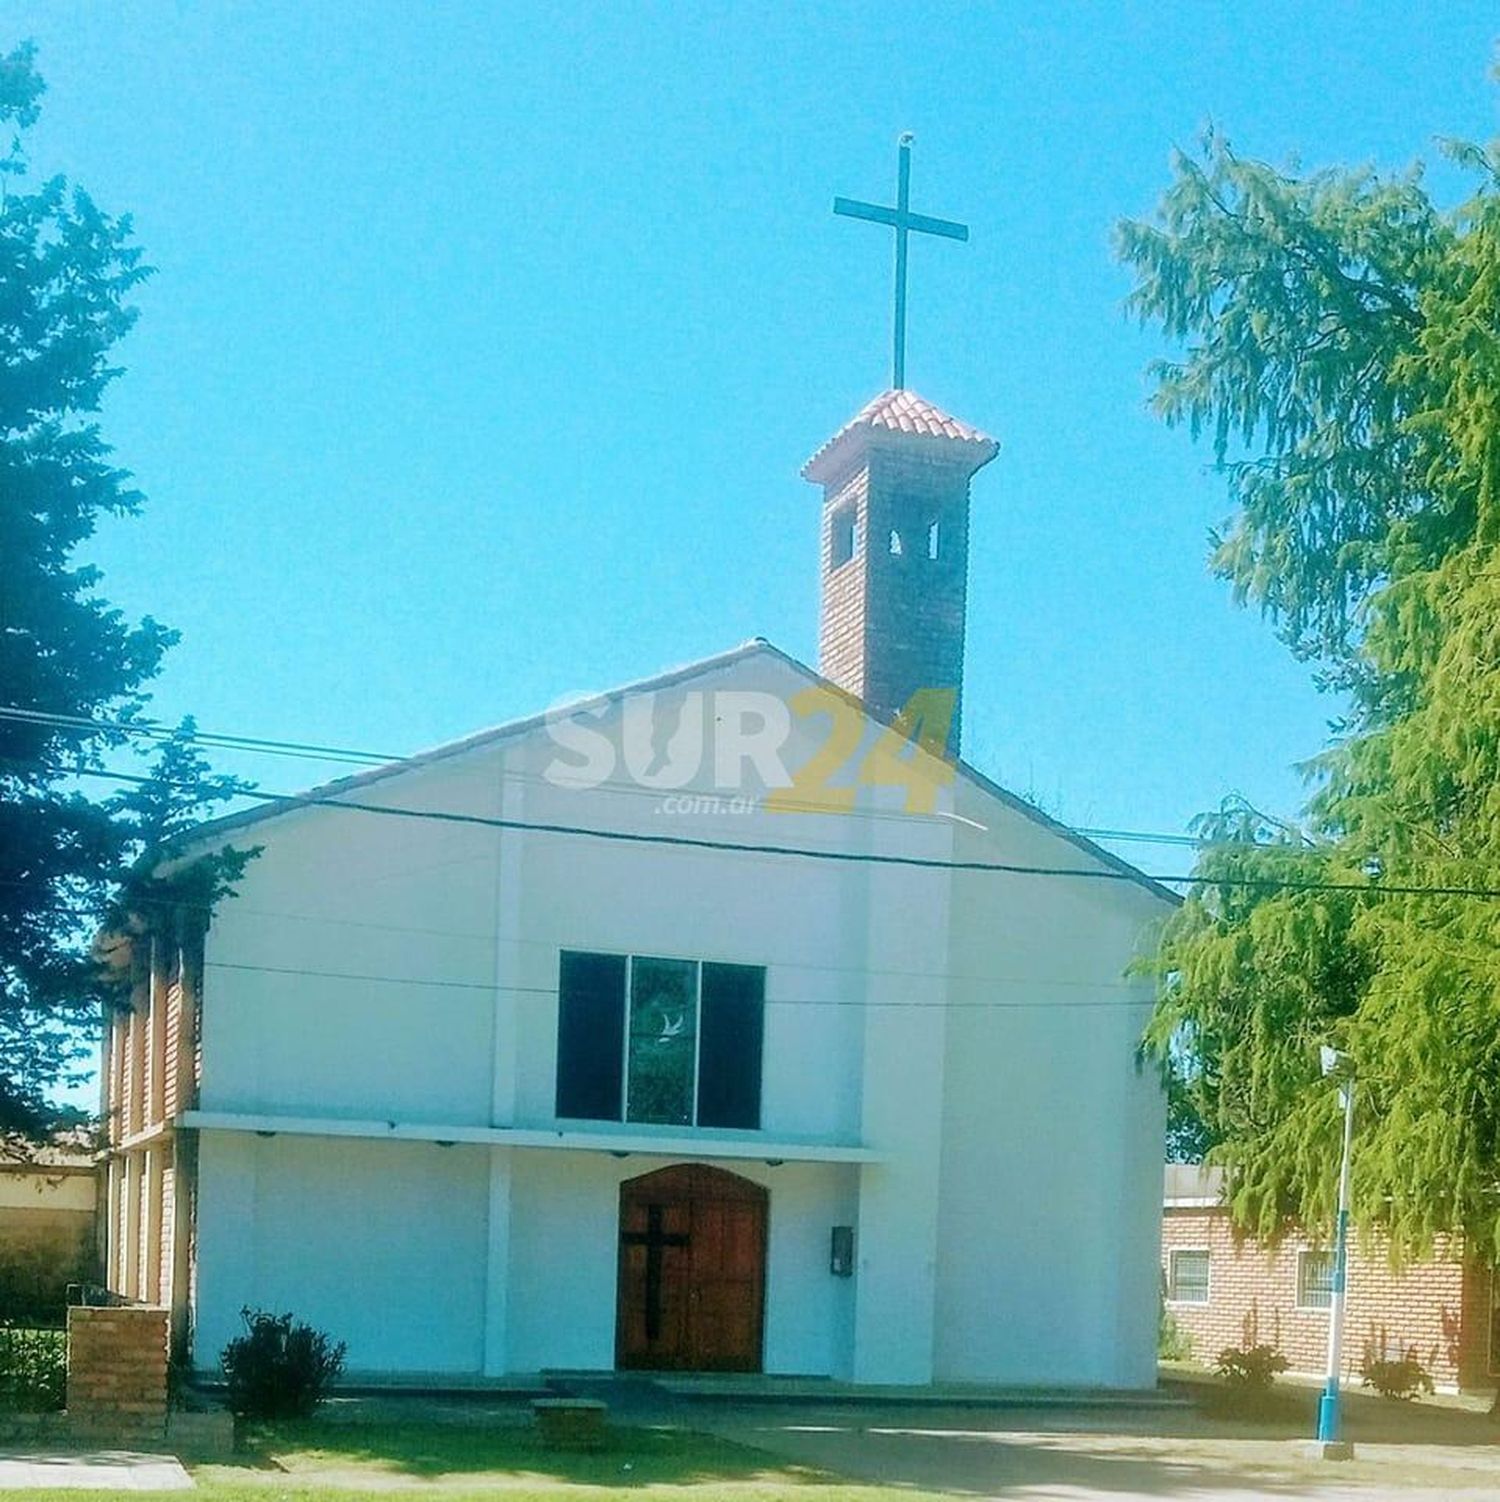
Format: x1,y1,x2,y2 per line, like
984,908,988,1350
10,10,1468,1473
163,640,1179,906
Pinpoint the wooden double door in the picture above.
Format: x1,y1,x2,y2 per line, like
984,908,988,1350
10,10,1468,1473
615,1164,767,1372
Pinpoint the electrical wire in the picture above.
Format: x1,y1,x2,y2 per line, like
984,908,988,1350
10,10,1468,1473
7,758,1493,900
201,958,1156,1011
0,702,1208,843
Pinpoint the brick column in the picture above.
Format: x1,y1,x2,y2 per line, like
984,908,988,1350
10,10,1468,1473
66,1305,170,1442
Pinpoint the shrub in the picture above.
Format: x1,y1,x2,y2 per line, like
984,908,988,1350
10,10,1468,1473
0,1323,66,1413
1362,1350,1434,1401
220,1308,345,1418
1215,1343,1289,1390
1159,1307,1193,1361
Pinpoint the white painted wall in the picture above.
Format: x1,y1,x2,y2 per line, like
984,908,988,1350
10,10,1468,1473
185,646,1171,1385
194,1133,489,1375
200,757,503,1125
931,779,1167,1387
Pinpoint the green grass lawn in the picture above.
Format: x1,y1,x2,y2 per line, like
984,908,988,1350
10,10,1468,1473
4,1418,962,1502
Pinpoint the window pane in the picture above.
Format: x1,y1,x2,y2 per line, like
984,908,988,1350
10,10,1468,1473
698,963,765,1129
1169,1249,1210,1304
556,951,626,1121
627,957,697,1125
1299,1250,1334,1309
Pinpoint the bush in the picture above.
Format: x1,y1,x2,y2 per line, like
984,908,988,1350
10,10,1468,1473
220,1308,345,1418
1362,1350,1434,1401
1215,1343,1289,1390
1159,1307,1193,1361
0,1323,66,1412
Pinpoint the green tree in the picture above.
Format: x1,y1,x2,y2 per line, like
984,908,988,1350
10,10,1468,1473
0,44,245,1138
1119,127,1500,1256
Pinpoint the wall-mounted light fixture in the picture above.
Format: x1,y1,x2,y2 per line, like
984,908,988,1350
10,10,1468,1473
830,1225,855,1278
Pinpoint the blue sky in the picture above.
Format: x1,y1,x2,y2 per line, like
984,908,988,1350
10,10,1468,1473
12,2,1500,878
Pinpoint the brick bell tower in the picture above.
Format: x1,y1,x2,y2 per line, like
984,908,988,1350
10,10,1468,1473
803,389,997,758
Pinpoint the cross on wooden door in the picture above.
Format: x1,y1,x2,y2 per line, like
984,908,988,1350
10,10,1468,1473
620,1203,690,1341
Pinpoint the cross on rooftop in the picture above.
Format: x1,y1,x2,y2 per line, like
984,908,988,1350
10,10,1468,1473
834,133,969,390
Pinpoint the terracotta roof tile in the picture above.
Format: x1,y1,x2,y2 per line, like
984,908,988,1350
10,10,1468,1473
802,389,998,482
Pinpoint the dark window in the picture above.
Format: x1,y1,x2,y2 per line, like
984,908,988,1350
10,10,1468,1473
830,507,858,567
698,963,765,1129
555,951,765,1130
627,956,697,1126
555,950,626,1120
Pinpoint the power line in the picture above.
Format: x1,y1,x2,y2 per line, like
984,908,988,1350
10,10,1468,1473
203,959,1155,1011
0,701,1215,847
0,705,396,769
11,875,1159,993
7,758,1497,902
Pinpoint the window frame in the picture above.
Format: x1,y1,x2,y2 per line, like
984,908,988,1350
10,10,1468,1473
1166,1247,1211,1306
556,948,764,1131
1296,1247,1336,1311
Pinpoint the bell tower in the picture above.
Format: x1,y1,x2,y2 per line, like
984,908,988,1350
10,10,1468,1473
803,389,997,757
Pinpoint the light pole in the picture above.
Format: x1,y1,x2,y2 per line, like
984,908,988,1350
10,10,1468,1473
1316,1044,1355,1459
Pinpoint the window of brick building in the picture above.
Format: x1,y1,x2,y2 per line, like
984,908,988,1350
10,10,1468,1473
1167,1248,1211,1304
830,507,859,567
1297,1249,1335,1309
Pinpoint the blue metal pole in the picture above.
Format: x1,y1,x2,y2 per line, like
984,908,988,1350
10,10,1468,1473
893,133,912,389
1317,1077,1355,1444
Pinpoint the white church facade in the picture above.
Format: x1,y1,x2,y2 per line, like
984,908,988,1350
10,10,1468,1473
99,391,1174,1387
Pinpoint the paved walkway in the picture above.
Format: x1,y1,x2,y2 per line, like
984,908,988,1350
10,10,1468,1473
695,1402,1500,1500
0,1449,194,1490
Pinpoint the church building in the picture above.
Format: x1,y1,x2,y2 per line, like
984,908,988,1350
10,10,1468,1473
99,389,1174,1387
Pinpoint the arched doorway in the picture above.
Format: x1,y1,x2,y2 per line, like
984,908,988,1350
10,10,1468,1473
616,1164,768,1372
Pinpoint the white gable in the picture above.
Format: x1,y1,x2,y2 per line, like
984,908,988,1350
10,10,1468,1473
161,640,1167,1389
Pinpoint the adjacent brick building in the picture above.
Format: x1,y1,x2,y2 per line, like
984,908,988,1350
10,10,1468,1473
1161,1165,1497,1392
97,911,207,1361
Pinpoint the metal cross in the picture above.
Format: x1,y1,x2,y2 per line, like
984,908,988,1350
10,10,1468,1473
621,1204,690,1342
834,133,969,391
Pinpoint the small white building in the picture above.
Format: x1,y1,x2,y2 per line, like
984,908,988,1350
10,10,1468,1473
101,392,1173,1386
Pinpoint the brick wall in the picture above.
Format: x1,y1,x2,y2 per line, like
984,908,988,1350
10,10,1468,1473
815,446,976,757
66,1304,170,1441
1162,1206,1480,1390
101,912,204,1356
818,460,870,700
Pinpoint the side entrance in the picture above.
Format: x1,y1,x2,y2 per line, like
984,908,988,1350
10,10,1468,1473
615,1164,767,1372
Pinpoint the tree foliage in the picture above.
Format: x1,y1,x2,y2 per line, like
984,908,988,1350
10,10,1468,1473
1121,127,1500,1256
0,44,247,1138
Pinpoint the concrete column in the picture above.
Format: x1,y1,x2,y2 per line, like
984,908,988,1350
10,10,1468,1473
483,750,526,1378
143,1147,165,1304
849,804,954,1385
122,1152,142,1300
482,1148,513,1376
